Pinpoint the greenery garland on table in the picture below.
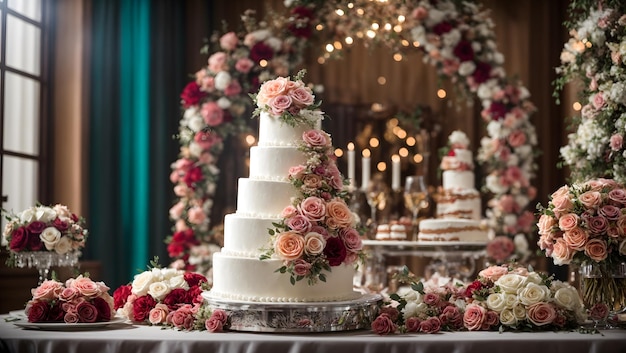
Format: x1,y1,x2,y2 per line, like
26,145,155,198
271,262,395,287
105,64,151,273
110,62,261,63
167,0,541,271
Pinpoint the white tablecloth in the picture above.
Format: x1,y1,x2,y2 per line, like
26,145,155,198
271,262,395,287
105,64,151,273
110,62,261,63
1,315,624,353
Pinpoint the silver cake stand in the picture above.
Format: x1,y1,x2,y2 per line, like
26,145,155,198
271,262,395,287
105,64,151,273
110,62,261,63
202,292,382,332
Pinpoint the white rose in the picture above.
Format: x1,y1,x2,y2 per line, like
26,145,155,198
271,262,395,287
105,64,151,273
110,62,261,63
148,281,171,301
513,234,529,253
40,227,62,250
458,62,476,76
495,274,527,294
486,292,507,312
217,97,231,109
132,271,156,296
499,308,517,326
503,293,519,309
160,268,181,280
168,275,189,290
53,236,72,255
398,287,422,303
35,206,57,223
264,37,282,52
19,208,37,223
487,120,503,138
554,286,581,311
517,283,550,306
183,107,197,120
214,71,231,91
486,174,507,194
525,272,543,285
512,304,527,320
187,115,205,133
401,302,419,318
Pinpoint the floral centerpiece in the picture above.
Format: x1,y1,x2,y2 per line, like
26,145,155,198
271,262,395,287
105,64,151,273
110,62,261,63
113,260,228,331
167,9,310,275
537,178,626,323
555,1,626,184
371,264,586,335
25,275,114,324
256,72,365,285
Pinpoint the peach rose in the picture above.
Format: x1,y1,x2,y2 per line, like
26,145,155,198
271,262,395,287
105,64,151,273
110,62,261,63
552,238,574,265
274,231,305,261
558,213,579,231
187,206,206,225
478,265,510,282
526,302,556,326
303,232,325,256
563,227,589,251
325,200,353,228
463,303,487,331
32,280,63,301
584,238,608,262
69,276,101,297
149,303,169,325
302,129,330,147
551,195,574,217
551,185,570,200
507,130,527,148
298,197,326,221
537,214,557,235
256,77,289,107
302,174,323,189
578,191,602,209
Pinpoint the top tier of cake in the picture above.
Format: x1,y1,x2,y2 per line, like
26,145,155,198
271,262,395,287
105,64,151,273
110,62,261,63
258,111,322,146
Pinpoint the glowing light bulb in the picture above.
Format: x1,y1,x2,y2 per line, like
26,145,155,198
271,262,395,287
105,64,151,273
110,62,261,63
369,137,380,148
437,89,447,99
335,148,344,157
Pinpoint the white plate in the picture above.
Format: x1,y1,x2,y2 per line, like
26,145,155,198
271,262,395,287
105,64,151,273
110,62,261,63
13,317,126,330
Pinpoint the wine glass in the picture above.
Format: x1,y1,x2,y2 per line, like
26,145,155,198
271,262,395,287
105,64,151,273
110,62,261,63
404,175,429,240
365,174,389,227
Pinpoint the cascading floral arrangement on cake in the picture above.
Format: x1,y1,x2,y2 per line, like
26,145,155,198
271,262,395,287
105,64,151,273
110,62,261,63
208,71,364,302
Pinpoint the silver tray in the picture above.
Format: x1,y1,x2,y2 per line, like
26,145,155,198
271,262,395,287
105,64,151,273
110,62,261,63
202,292,382,333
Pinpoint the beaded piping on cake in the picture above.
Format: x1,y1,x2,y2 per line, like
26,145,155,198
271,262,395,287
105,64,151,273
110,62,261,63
418,225,482,234
208,289,361,303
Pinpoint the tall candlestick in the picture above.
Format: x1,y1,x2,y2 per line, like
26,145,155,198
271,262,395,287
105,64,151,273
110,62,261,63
347,142,355,189
391,154,401,191
361,149,371,191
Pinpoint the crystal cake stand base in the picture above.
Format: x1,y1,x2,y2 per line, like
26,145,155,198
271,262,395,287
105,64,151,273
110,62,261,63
202,292,382,333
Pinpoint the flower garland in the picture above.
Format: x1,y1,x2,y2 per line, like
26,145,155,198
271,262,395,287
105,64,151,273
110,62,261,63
167,10,311,273
257,72,365,285
555,1,626,184
371,264,586,335
2,204,88,263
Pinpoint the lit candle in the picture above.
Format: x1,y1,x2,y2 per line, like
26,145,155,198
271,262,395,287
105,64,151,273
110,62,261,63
391,154,401,191
347,142,356,189
361,149,371,191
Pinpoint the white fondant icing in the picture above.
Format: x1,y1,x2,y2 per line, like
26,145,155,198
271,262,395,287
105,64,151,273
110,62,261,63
442,170,475,190
258,112,322,147
222,213,280,256
236,178,294,216
249,145,307,181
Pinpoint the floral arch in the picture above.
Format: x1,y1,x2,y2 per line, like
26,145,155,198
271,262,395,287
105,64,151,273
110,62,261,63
167,0,539,274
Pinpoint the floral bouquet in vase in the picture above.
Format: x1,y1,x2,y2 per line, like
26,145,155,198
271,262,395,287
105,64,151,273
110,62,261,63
537,178,626,325
25,275,114,324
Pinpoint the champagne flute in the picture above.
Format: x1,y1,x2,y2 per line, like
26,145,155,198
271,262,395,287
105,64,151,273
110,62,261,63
404,175,428,240
366,174,388,226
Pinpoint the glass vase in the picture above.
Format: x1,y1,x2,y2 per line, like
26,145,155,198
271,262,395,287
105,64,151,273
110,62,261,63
13,251,80,285
579,261,626,329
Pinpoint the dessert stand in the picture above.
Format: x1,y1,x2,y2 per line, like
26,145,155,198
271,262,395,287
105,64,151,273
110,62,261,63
202,292,382,332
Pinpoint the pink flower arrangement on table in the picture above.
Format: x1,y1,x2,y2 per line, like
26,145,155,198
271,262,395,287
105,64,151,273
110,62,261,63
258,72,364,285
25,275,114,324
371,264,586,335
2,204,88,258
113,265,224,331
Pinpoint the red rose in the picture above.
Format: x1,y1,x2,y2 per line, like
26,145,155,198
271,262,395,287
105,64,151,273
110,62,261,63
188,285,204,305
183,166,203,188
432,21,453,35
92,296,112,321
163,288,189,310
288,6,314,38
180,81,206,108
9,226,29,252
464,280,484,297
184,272,208,287
48,302,65,322
472,61,492,84
205,316,224,332
28,233,44,251
419,316,441,334
440,305,463,329
453,40,474,61
132,295,157,322
323,236,347,266
26,300,49,323
249,42,274,63
378,306,399,322
589,303,609,322
167,242,185,258
77,301,98,323
26,221,46,235
53,218,69,231
371,314,397,335
487,101,507,121
113,284,132,310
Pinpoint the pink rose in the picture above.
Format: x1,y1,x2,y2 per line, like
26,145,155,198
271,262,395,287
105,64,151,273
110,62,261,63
286,215,312,233
587,216,608,235
423,292,441,306
32,280,63,301
302,129,330,147
224,80,242,97
168,305,195,330
608,188,626,206
405,316,421,332
440,305,463,329
485,310,499,327
558,213,579,231
563,227,589,251
552,237,574,265
58,287,79,302
578,191,602,209
419,316,441,333
76,301,98,323
298,197,326,221
326,199,353,229
499,195,519,213
281,205,298,218
339,228,362,252
486,236,515,262
371,314,397,335
478,265,510,282
589,303,609,321
289,86,314,108
235,58,254,73
148,303,169,325
507,130,527,148
412,6,428,20
610,134,623,151
64,311,80,324
268,95,293,116
310,225,329,239
288,165,306,179
187,206,206,225
256,77,288,107
219,32,238,51
169,202,185,220
293,259,312,276
463,304,487,331
302,174,323,189
584,238,608,262
551,185,570,199
206,309,228,332
303,232,325,255
201,101,224,127
537,214,557,235
274,231,305,261
325,163,344,190
591,92,605,110
599,205,621,221
526,302,556,326
208,52,228,72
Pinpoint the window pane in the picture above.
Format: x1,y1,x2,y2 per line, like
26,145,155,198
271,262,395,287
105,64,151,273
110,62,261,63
4,72,40,155
1,155,38,216
7,0,41,21
6,14,40,76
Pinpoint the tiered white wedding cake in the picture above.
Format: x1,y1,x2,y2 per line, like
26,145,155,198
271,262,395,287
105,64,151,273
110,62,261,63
209,73,362,303
417,131,487,242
